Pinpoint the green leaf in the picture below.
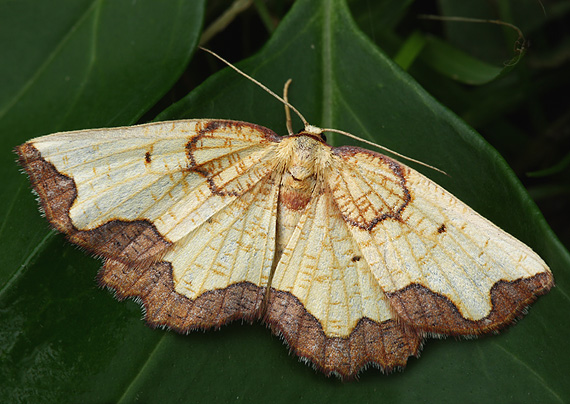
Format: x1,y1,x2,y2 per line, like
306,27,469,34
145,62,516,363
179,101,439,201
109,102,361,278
393,30,427,71
438,0,516,63
419,35,512,85
1,0,205,402
3,0,569,403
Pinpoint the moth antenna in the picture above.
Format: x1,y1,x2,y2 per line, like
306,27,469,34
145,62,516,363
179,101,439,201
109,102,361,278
323,127,449,176
283,79,294,135
201,47,447,176
200,47,309,128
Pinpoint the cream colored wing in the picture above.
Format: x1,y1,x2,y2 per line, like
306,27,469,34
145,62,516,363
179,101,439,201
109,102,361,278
16,120,280,261
167,170,279,300
328,146,553,335
98,170,281,331
18,119,284,333
266,186,421,377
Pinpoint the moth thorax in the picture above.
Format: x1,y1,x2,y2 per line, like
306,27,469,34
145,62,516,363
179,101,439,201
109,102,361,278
286,135,328,180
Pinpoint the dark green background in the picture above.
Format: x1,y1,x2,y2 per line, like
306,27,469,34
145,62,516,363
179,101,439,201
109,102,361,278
1,0,569,403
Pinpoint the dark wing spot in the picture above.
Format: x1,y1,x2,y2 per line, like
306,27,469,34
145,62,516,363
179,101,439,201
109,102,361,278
351,255,362,262
145,151,152,164
437,224,446,234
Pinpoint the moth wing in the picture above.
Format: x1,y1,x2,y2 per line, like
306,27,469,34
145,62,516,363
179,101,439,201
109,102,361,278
266,188,422,378
16,120,280,262
99,171,281,330
328,146,553,335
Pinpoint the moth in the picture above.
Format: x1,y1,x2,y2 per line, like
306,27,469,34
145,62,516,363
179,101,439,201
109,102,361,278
16,49,553,378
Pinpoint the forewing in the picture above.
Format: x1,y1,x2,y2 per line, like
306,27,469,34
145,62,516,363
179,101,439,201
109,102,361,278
16,120,280,262
329,146,554,335
266,186,422,378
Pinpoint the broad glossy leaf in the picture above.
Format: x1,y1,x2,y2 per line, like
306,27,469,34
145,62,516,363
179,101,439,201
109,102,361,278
1,0,205,402
3,0,568,402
